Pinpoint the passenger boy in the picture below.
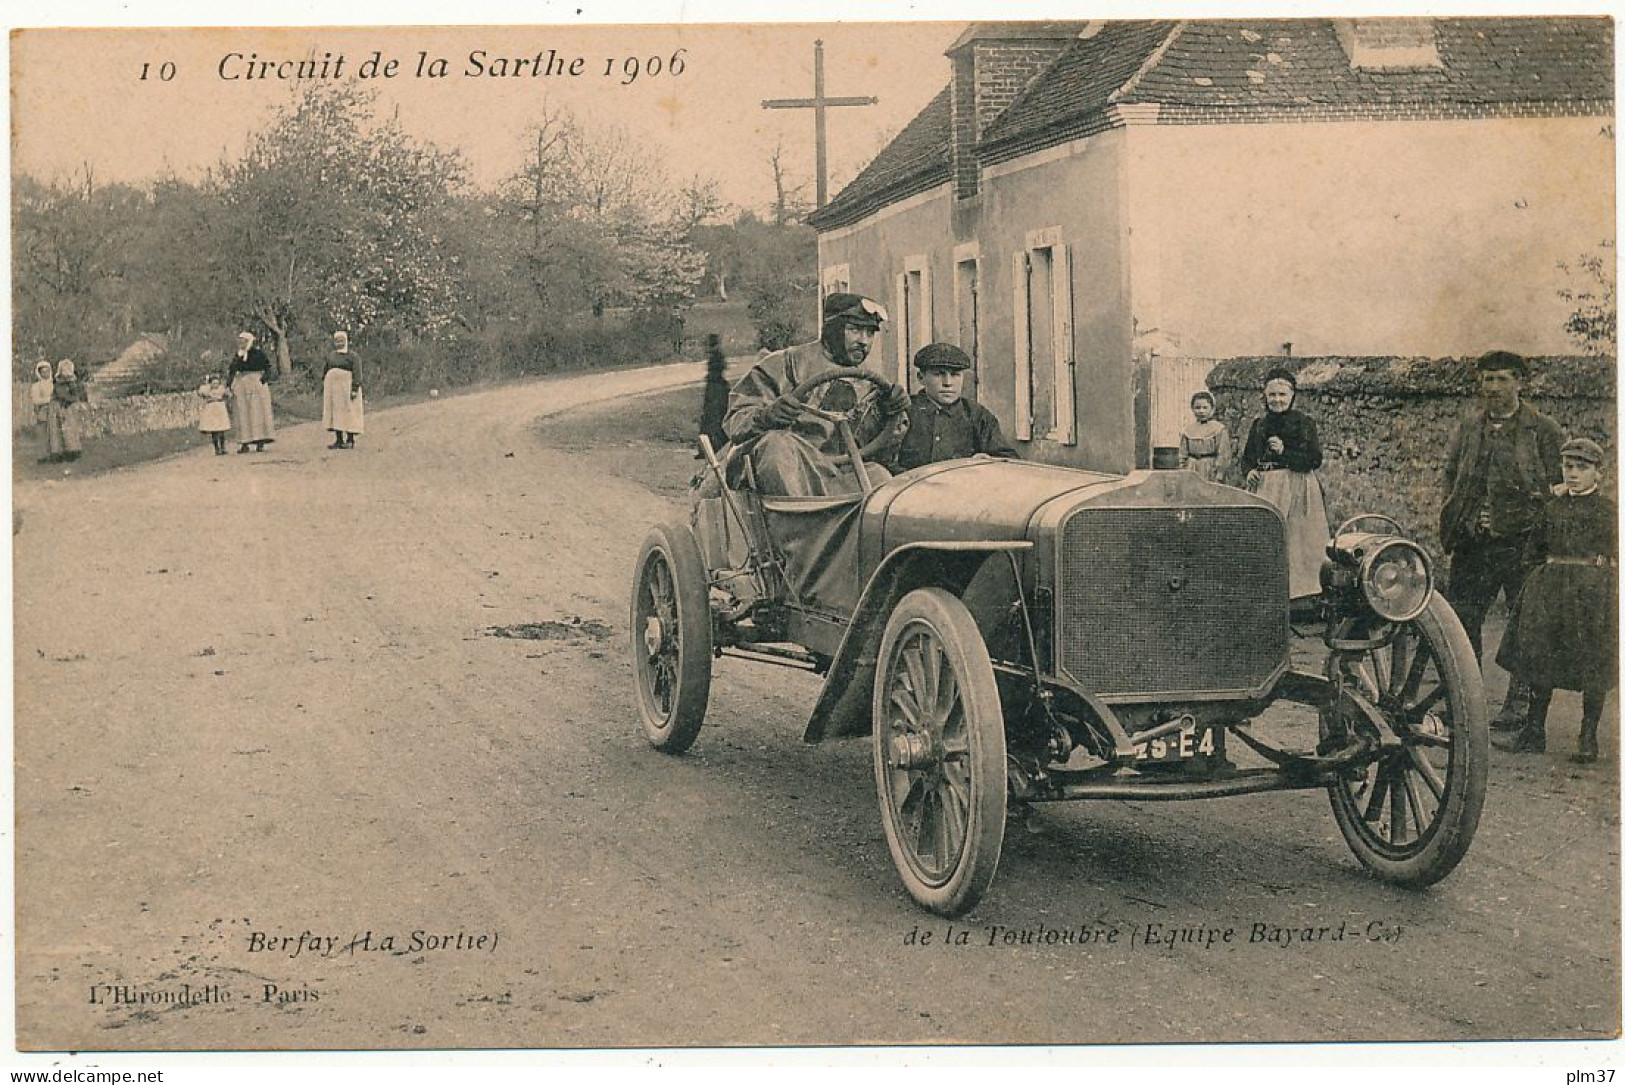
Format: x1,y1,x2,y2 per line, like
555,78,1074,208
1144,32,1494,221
889,343,1018,472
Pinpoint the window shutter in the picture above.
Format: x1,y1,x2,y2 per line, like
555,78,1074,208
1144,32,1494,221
1012,251,1032,441
1051,242,1075,445
918,263,934,348
894,273,909,386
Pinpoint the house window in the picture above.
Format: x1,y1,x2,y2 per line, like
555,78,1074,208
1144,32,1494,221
893,255,933,387
1012,228,1074,444
821,263,851,295
953,244,981,399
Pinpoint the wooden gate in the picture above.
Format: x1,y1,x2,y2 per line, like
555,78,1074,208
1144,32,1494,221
1148,355,1217,453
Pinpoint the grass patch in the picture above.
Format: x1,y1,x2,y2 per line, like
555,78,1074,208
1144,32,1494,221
533,384,705,497
13,426,216,483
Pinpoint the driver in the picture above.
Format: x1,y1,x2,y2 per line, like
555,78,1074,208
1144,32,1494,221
723,292,910,496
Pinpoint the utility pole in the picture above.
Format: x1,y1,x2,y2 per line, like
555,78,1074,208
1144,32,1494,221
761,39,878,208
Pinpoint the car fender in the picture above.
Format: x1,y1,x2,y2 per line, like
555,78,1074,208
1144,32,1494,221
801,540,1033,744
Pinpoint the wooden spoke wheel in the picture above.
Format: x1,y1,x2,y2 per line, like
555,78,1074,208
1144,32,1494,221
1324,595,1487,886
630,521,713,753
873,588,1007,916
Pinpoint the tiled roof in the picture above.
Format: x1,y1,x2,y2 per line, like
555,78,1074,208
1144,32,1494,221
1121,18,1613,109
811,17,1614,232
806,85,952,231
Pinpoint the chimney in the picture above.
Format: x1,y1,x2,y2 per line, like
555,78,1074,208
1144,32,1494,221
947,22,1086,199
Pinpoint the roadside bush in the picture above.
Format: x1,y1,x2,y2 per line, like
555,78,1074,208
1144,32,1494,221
747,280,813,351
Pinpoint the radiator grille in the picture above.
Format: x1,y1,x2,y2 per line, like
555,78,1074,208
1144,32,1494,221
1058,506,1289,697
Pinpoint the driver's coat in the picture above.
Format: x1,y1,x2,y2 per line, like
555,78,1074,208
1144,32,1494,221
724,341,896,496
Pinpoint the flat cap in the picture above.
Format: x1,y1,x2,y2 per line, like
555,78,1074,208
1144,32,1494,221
1562,437,1605,465
913,343,972,371
1476,350,1528,376
823,292,888,328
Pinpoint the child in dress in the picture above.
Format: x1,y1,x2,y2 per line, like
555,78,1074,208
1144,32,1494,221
1494,437,1617,763
1179,390,1231,483
197,373,233,455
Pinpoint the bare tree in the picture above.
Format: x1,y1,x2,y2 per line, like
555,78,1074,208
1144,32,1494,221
767,139,811,227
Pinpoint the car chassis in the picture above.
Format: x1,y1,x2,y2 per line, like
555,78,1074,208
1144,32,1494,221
630,374,1488,916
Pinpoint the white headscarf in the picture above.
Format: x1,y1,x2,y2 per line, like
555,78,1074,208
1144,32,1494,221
29,362,54,406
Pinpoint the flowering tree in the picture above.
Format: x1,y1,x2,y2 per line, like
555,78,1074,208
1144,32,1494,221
210,83,466,372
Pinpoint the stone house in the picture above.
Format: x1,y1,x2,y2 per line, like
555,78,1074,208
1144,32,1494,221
807,18,1614,470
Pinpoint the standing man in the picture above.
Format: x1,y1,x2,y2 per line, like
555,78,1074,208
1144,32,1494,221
322,330,365,450
723,292,909,496
888,343,1018,472
696,333,730,458
1439,350,1565,730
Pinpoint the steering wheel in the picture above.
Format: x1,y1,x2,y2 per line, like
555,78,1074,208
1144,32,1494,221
784,368,903,464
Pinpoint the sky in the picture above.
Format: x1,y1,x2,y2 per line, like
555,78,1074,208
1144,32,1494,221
12,22,967,216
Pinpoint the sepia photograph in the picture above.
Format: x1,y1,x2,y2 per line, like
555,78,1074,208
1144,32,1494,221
6,0,1620,1063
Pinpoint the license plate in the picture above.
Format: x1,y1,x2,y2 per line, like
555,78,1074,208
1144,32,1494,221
1133,719,1218,763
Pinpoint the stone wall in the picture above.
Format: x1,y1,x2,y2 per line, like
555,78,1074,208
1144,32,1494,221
12,385,201,441
1205,355,1616,555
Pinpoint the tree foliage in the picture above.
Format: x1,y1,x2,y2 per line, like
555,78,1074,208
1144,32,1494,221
13,171,148,366
1558,243,1617,357
495,107,706,321
10,84,812,391
211,83,467,371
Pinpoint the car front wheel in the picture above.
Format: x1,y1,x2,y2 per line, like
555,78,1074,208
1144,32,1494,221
873,588,1007,916
1323,595,1488,887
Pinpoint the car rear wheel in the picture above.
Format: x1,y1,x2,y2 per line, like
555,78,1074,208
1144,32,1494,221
1324,595,1487,886
630,521,713,753
873,588,1007,917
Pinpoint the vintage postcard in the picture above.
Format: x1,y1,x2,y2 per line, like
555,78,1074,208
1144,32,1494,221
7,3,1620,1063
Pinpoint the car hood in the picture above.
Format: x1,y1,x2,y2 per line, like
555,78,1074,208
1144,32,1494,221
866,459,1121,551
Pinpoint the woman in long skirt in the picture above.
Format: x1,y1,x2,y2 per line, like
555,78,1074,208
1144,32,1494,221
44,359,85,462
321,331,365,449
226,331,275,452
1240,368,1331,600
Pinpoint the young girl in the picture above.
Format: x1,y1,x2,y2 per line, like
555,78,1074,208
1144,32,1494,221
1495,437,1616,763
1179,390,1231,483
1239,368,1331,600
197,373,233,455
29,361,55,460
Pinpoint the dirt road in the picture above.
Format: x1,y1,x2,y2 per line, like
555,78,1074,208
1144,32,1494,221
13,364,1619,1050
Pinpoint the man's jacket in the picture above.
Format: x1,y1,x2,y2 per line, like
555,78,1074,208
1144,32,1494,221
1440,402,1565,553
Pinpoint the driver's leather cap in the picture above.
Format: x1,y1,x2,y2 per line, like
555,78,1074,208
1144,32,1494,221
823,292,887,329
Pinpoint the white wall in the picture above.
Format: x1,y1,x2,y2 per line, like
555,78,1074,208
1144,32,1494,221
1124,116,1616,359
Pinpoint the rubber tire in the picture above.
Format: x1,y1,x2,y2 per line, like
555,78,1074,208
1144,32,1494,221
872,588,1007,917
1327,594,1488,887
630,521,713,754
